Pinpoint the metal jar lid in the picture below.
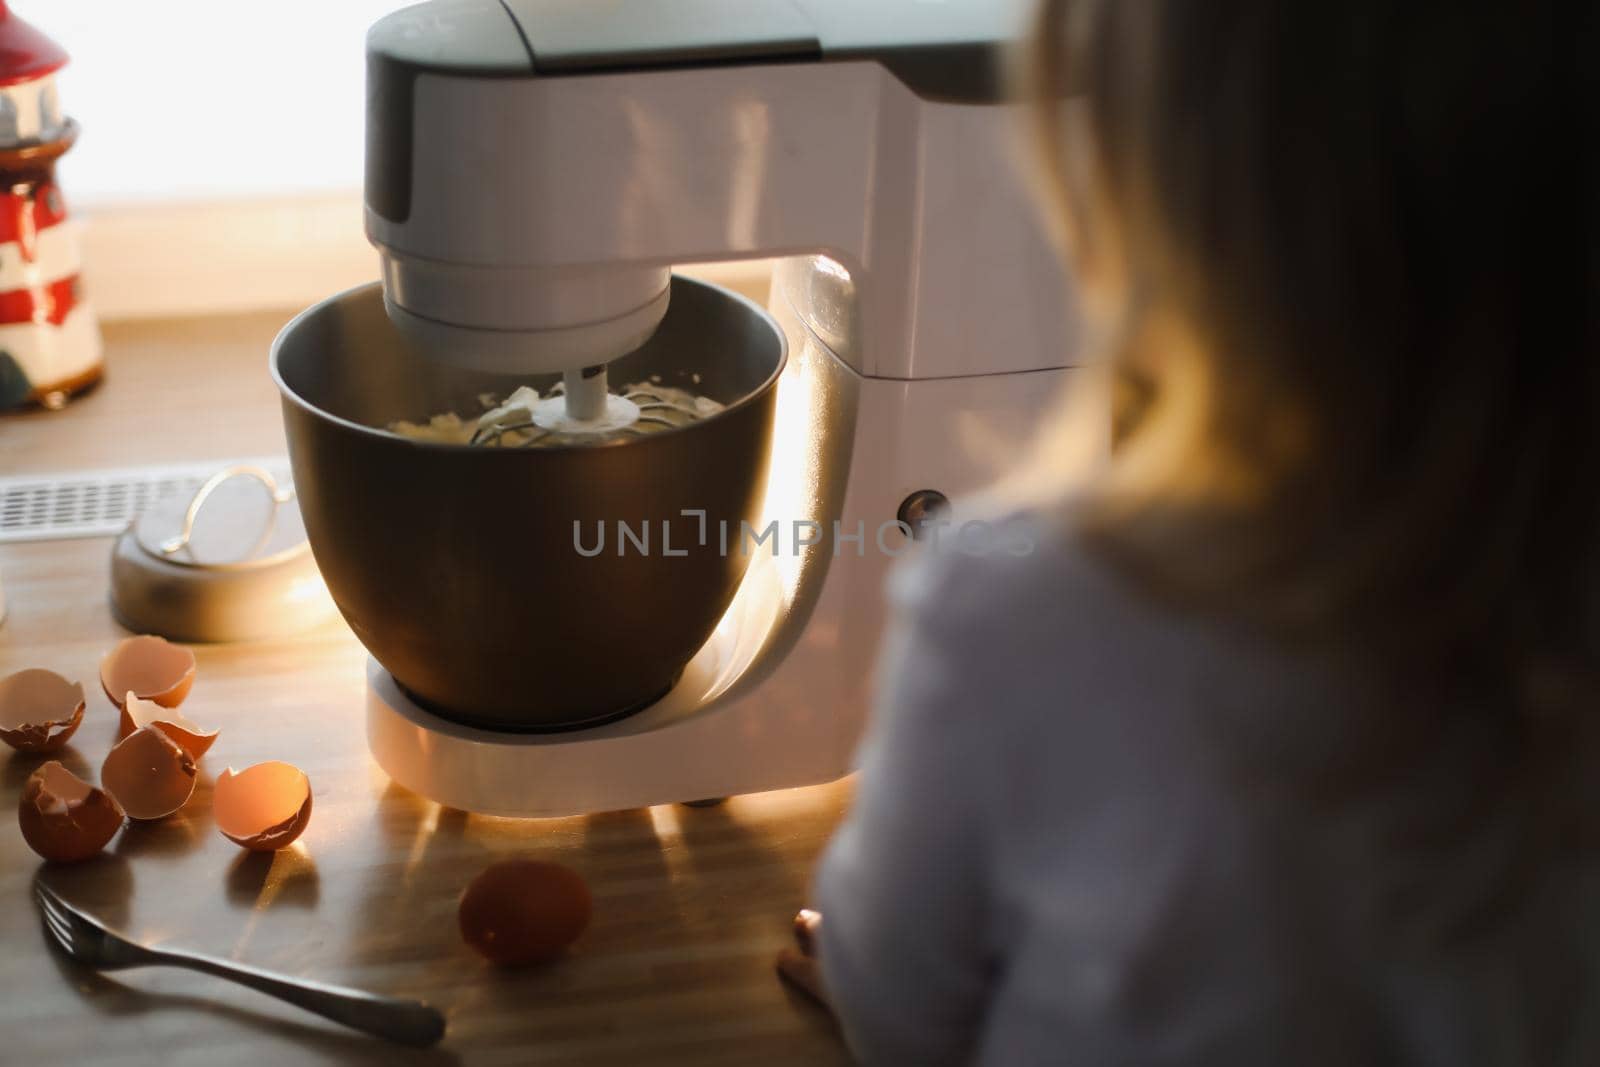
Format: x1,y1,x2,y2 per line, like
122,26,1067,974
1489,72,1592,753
110,464,337,642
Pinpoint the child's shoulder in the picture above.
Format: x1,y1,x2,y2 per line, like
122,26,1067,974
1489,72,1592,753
881,498,1279,780
888,500,1377,791
889,502,1200,671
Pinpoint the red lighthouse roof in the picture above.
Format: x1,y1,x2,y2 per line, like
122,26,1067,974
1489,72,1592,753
0,3,68,88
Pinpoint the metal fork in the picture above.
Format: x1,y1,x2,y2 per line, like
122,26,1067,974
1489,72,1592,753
35,880,446,1047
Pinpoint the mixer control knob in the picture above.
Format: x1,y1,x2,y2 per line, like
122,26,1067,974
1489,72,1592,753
897,490,950,542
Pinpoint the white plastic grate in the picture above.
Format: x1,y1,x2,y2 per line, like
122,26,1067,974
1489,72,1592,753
0,457,293,543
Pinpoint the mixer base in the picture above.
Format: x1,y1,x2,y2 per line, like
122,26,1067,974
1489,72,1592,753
365,542,858,817
369,656,836,817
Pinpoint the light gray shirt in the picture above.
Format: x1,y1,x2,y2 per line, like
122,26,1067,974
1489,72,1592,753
816,514,1600,1066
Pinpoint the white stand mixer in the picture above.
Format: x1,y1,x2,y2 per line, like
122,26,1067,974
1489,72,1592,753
350,0,1100,816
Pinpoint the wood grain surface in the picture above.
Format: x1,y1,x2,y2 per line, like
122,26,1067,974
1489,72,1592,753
0,312,855,1066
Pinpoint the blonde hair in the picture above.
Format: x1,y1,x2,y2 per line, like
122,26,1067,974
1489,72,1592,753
1023,1,1600,700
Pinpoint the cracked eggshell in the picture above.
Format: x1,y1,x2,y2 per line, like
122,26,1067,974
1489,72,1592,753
19,761,125,863
99,635,196,710
0,669,86,753
214,762,313,851
118,693,218,760
101,725,197,820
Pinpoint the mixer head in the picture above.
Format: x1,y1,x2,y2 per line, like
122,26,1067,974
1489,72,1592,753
379,261,672,378
378,244,675,429
383,263,672,430
363,1,675,419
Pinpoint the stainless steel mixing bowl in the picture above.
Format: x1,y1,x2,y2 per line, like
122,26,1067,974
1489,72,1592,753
271,277,785,731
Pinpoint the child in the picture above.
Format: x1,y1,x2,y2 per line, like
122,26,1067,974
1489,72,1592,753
781,2,1600,1064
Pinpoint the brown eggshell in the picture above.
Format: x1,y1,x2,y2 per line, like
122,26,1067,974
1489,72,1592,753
0,669,86,753
214,762,313,851
99,635,196,710
458,859,593,966
101,725,197,820
118,693,218,760
18,761,125,863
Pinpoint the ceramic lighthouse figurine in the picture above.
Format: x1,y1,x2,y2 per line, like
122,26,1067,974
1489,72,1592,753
0,1,100,411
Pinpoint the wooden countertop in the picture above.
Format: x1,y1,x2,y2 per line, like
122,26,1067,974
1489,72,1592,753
0,313,853,1066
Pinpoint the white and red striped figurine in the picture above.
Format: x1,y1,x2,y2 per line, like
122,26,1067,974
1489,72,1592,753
0,1,100,411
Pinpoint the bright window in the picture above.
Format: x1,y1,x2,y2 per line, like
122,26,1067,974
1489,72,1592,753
11,1,410,206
